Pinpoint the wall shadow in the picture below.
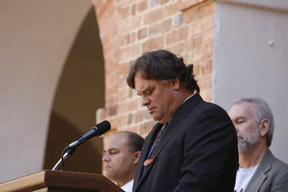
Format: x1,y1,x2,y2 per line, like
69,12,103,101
43,7,105,173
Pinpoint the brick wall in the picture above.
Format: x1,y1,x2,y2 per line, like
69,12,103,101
94,0,214,136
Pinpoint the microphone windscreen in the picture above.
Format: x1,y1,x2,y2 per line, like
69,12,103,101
93,120,111,136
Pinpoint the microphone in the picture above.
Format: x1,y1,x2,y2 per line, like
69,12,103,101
52,120,111,171
65,120,111,150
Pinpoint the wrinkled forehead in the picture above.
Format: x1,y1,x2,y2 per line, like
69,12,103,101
229,102,253,118
134,73,153,91
134,72,168,93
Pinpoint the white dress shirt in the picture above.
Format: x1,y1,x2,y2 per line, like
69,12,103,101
120,179,134,192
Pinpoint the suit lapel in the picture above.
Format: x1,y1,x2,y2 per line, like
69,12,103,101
151,93,202,161
245,150,273,192
134,123,163,189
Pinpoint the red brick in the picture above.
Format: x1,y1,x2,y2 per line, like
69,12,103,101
96,108,107,122
134,110,146,123
107,105,117,116
180,26,189,40
183,6,198,24
163,2,179,17
166,30,178,45
139,120,155,135
184,37,193,52
161,0,170,5
191,49,204,63
127,113,133,125
149,19,171,36
94,0,215,138
121,34,130,46
167,42,185,56
100,17,118,45
202,30,214,47
118,5,130,19
115,0,133,6
117,98,139,114
204,45,213,59
93,0,103,8
94,1,106,19
120,44,140,61
118,75,129,89
119,15,141,34
137,0,147,12
190,21,202,36
118,87,128,102
202,15,214,32
138,28,148,40
144,109,152,119
118,62,129,75
126,89,132,99
178,0,206,11
182,3,209,23
201,59,212,75
181,53,190,65
143,8,164,25
200,89,212,102
121,32,136,46
106,85,118,101
103,40,120,59
106,70,118,85
120,125,138,133
106,95,117,108
198,73,212,90
166,26,188,45
192,63,200,75
142,36,164,53
185,35,202,52
131,3,136,15
203,1,214,17
109,115,127,129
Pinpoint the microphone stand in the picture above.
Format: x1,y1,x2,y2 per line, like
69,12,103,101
52,147,76,170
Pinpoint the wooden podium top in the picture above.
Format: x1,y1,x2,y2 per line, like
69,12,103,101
0,170,124,192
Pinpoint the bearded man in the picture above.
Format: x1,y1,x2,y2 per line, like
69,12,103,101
229,98,288,192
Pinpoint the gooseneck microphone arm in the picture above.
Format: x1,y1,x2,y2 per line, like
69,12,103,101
52,147,76,170
52,120,111,171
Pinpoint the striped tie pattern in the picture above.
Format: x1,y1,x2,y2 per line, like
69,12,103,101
143,123,168,167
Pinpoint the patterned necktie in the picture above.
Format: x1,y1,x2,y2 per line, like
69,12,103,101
143,123,168,167
150,125,165,158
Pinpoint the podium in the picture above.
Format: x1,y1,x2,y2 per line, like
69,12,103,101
0,170,124,192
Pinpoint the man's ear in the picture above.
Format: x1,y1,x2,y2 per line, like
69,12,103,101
259,118,269,136
171,78,180,90
133,151,141,165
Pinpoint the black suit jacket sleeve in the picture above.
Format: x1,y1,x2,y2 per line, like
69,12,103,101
173,101,238,191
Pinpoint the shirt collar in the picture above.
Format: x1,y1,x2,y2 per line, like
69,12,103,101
182,92,197,104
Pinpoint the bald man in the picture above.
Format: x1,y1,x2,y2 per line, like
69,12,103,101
102,131,144,192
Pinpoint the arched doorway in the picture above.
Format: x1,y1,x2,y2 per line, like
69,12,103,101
43,7,105,174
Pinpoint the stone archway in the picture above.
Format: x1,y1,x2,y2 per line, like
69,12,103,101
43,7,105,174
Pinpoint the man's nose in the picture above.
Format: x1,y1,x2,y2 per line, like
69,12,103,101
142,97,150,106
102,154,110,162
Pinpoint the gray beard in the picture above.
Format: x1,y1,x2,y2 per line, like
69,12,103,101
238,141,250,152
237,133,259,153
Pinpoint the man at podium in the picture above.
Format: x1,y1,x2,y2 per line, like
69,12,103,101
126,50,238,192
102,131,144,192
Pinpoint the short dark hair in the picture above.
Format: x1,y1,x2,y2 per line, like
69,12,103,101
121,131,144,152
126,49,200,93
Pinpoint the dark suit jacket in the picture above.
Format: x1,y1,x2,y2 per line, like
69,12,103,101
245,150,288,192
133,93,238,192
